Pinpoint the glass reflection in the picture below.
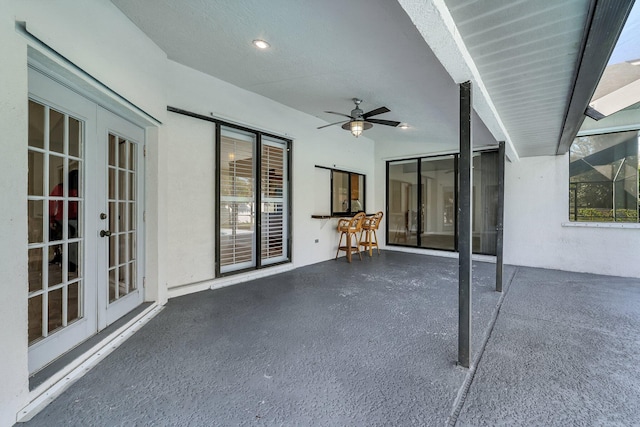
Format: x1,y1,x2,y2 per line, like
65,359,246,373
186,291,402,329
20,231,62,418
48,288,63,333
109,268,117,302
28,200,44,244
67,282,79,323
28,248,43,292
69,117,81,158
29,101,45,149
28,295,43,343
28,151,44,196
388,160,418,246
49,109,64,154
420,156,455,251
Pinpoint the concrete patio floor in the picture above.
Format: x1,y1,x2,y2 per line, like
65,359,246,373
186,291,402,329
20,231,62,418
22,251,640,426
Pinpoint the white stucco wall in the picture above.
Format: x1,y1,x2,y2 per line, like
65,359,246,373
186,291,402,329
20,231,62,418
164,112,216,288
14,0,167,121
0,4,29,425
503,154,640,278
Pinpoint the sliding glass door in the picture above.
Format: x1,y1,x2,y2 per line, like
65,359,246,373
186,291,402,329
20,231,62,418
217,126,290,274
386,150,498,255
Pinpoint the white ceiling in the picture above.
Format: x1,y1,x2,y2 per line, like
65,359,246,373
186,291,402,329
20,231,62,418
443,0,589,156
111,0,594,158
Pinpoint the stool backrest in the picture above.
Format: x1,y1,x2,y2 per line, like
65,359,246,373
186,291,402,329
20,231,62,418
338,211,366,231
363,211,383,230
372,211,383,230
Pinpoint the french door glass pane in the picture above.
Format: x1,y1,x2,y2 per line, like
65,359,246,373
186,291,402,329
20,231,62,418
29,101,45,149
27,100,85,345
28,151,44,196
107,133,138,301
388,160,418,246
420,156,455,251
220,128,256,272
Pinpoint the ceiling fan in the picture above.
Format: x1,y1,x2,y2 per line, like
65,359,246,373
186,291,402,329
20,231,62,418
317,98,401,137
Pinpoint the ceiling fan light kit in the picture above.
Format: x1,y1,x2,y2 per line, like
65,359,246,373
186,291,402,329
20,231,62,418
343,120,372,137
318,98,401,137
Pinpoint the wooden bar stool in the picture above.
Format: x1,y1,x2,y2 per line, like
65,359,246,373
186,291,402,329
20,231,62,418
335,212,365,262
360,211,383,256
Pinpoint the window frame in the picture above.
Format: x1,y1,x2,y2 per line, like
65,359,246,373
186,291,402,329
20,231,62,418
327,168,366,216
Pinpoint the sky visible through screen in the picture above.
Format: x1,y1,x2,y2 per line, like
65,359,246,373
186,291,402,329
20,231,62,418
608,2,640,65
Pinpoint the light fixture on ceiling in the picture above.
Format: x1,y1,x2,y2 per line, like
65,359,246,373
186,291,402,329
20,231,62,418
627,58,640,66
342,119,373,138
350,120,364,137
399,123,409,129
252,39,270,49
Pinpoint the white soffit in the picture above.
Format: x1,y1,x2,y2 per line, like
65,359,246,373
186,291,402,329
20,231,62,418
441,0,590,157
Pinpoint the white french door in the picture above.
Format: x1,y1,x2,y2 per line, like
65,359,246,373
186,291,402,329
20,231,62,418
27,69,145,373
97,108,145,328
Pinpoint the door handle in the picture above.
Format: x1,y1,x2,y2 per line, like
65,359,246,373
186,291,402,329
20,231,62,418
100,230,112,237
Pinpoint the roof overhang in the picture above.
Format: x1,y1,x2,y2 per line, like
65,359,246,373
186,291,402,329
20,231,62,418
556,0,635,154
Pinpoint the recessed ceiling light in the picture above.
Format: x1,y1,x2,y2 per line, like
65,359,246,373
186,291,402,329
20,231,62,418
399,123,409,129
252,39,270,49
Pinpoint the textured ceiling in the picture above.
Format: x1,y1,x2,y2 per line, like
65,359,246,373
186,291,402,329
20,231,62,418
112,0,593,157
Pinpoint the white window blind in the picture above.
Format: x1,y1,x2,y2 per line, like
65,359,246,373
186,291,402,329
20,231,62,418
220,129,256,272
261,139,287,264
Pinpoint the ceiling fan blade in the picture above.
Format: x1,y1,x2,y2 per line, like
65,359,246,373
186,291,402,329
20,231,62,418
317,120,349,129
366,118,401,127
324,111,352,119
363,106,390,119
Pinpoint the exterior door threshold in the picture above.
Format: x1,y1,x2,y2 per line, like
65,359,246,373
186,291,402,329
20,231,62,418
17,303,163,423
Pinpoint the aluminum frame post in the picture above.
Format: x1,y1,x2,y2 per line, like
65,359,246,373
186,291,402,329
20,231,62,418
496,141,505,292
458,81,472,368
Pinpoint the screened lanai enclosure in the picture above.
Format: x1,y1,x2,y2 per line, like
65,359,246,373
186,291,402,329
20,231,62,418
570,130,639,223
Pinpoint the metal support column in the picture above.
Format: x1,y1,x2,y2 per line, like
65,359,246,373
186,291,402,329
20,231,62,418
458,81,472,368
495,141,505,293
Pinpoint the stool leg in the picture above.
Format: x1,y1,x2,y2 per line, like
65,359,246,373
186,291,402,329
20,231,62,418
373,229,380,255
335,231,344,260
